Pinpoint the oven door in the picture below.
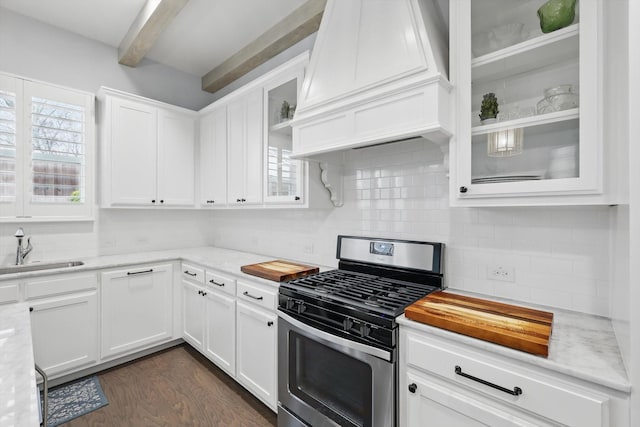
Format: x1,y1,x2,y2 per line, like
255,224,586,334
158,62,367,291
278,311,395,427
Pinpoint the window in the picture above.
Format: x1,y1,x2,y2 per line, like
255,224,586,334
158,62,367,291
0,88,17,202
0,73,94,220
31,96,86,203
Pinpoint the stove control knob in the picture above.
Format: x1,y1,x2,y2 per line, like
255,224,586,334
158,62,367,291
343,318,353,331
360,323,371,338
296,302,306,314
286,298,296,310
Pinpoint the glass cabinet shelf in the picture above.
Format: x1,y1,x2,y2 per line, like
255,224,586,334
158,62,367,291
472,24,579,83
270,120,292,135
471,108,579,136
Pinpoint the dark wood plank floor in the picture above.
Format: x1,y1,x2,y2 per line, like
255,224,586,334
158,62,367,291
65,345,277,427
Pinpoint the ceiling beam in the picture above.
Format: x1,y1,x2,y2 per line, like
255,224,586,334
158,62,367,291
201,0,326,94
118,0,190,67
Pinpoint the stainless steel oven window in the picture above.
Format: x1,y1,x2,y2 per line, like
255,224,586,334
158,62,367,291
290,330,372,426
278,313,394,427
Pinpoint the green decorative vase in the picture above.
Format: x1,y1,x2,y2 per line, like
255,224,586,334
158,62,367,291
537,0,577,33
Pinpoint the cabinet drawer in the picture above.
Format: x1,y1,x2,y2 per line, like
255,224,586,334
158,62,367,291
182,263,205,284
0,282,19,304
205,270,236,296
405,332,609,427
25,273,98,300
236,280,277,311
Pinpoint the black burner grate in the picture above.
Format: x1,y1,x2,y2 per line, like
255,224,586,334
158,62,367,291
287,270,432,312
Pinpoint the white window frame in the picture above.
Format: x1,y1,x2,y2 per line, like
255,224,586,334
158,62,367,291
0,72,94,222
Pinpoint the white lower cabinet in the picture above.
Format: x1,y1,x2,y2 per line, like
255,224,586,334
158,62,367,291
181,265,236,377
101,263,173,359
236,299,277,411
400,325,622,427
25,273,99,378
181,265,278,411
182,280,206,349
204,289,236,376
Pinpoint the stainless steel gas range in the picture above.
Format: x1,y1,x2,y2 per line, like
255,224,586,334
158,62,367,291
277,235,444,427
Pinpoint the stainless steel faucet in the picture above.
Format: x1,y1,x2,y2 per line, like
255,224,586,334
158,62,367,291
15,227,33,265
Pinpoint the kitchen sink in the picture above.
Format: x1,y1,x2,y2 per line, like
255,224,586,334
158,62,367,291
0,261,85,275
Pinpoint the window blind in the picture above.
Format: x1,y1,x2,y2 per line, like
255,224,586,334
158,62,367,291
30,96,85,203
0,89,16,201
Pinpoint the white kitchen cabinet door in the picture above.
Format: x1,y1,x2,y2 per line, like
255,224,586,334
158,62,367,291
0,281,19,305
263,56,307,205
182,280,205,350
158,110,195,206
450,0,611,206
204,289,236,376
199,106,227,207
109,97,157,206
29,291,98,378
101,264,173,359
227,89,263,206
236,300,277,410
404,372,539,427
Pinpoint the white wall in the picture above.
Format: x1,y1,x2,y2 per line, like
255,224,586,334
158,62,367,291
0,209,213,265
0,8,216,110
0,8,216,261
210,139,613,316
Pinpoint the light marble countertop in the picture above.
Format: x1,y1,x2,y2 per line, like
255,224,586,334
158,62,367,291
0,303,40,427
0,246,630,420
397,290,630,393
0,246,322,288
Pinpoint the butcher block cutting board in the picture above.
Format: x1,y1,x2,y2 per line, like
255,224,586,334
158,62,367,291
405,291,553,357
241,260,319,282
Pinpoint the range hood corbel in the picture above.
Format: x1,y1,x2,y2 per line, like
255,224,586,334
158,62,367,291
290,0,452,159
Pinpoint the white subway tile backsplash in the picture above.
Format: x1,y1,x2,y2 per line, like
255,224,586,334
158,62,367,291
1,141,611,317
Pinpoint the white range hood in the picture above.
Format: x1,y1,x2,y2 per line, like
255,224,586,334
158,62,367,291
291,0,452,158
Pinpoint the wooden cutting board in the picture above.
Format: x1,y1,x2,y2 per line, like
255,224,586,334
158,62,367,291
240,260,319,282
405,291,553,357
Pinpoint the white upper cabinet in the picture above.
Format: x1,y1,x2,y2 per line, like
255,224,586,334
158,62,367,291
227,88,263,206
197,52,324,209
158,109,196,206
108,97,157,206
0,73,95,221
263,58,306,205
450,0,619,206
199,106,227,207
99,87,196,208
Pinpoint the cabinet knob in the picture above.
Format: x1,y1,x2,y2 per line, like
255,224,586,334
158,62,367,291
408,383,417,393
198,290,203,295
151,199,156,203
202,291,207,296
207,200,215,204
267,321,274,327
160,200,164,204
241,198,246,202
29,307,34,312
459,186,468,194
236,198,242,203
294,196,300,201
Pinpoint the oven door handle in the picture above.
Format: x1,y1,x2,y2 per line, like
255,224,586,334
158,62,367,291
278,311,392,362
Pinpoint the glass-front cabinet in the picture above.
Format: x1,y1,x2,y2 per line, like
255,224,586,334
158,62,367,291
263,65,306,205
451,0,607,205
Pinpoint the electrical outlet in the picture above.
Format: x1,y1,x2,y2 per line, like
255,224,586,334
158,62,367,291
487,265,515,282
303,243,314,254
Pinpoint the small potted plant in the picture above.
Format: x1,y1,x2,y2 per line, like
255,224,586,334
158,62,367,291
479,93,499,123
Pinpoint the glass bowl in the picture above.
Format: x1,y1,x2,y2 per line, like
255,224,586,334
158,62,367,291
536,85,579,114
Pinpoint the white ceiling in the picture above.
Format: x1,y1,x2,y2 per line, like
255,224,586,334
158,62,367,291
0,0,308,76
